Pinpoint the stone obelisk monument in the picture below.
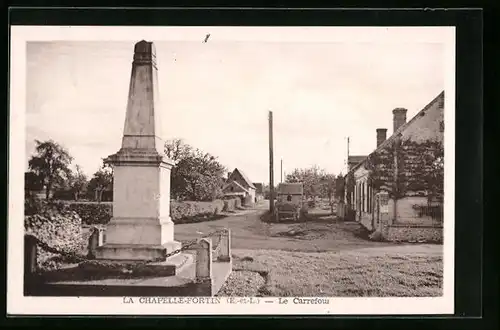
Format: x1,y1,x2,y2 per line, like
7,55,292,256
96,40,180,261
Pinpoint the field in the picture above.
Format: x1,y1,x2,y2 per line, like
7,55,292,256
219,246,442,297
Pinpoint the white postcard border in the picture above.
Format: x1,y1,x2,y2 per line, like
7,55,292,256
8,25,456,315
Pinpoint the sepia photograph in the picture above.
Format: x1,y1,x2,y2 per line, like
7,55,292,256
8,25,456,315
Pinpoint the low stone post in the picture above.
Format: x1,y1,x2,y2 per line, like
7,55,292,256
217,229,231,262
87,227,105,259
24,234,38,282
195,238,213,283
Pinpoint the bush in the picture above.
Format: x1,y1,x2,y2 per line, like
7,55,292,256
66,202,112,225
24,199,85,271
56,199,229,226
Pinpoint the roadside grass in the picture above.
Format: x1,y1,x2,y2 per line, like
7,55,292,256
217,248,443,297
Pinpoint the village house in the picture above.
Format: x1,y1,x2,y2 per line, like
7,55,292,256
223,168,257,206
345,91,445,242
253,183,264,202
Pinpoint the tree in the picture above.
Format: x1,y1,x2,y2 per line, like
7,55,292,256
334,173,345,202
25,171,44,197
419,142,444,202
67,165,88,201
87,162,113,203
366,138,444,201
319,173,336,213
165,139,226,201
164,138,192,164
28,139,73,200
285,165,325,200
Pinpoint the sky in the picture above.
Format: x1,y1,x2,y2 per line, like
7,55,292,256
25,28,446,184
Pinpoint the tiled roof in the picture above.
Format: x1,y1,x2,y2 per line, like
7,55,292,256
223,180,249,193
233,168,256,189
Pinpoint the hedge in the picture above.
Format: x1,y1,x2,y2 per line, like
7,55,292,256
170,200,224,223
24,198,87,271
54,199,234,225
67,202,113,225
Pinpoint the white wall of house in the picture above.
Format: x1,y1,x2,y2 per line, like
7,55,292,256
248,188,256,203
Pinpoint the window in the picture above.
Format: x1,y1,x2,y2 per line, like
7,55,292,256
230,186,234,192
367,184,372,213
362,182,365,212
358,183,362,211
357,184,360,209
287,195,292,202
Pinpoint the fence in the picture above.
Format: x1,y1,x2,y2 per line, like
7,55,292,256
414,203,444,223
407,202,444,227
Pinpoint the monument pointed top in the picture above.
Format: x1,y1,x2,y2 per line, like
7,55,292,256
134,40,155,53
111,39,164,157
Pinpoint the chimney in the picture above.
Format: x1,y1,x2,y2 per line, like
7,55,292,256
376,128,387,147
392,108,408,133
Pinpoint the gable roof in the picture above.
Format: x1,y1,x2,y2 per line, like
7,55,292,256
231,168,256,189
223,180,249,193
347,91,445,175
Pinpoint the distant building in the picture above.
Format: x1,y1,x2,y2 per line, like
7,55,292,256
253,182,264,202
223,168,256,205
348,155,368,171
344,91,444,242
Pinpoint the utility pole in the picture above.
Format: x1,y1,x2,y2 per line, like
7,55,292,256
269,111,275,213
346,136,350,173
280,158,283,183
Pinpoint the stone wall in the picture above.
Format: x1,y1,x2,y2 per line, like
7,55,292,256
385,224,443,243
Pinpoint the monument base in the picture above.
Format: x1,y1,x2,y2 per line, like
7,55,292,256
95,241,182,261
24,256,232,297
103,217,175,246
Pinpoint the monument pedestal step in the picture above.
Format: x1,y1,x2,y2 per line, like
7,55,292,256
79,252,193,277
95,241,181,261
25,259,232,297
